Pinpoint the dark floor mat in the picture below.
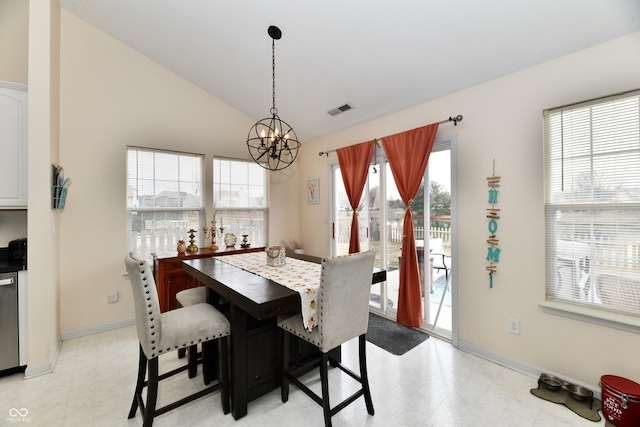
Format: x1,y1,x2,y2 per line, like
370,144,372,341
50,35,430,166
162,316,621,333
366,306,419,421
366,314,429,356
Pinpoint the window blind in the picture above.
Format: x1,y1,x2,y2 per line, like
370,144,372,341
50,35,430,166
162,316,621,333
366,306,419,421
212,158,267,247
126,147,204,257
544,90,640,316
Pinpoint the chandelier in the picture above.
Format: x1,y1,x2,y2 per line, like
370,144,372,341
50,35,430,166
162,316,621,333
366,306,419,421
246,26,301,171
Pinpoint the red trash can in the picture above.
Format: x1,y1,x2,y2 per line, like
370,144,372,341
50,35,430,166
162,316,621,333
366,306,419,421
601,375,640,427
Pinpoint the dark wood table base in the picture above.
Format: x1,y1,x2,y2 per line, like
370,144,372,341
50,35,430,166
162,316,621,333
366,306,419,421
183,254,386,420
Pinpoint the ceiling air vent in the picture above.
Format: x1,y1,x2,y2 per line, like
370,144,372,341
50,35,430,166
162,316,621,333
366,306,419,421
328,104,352,116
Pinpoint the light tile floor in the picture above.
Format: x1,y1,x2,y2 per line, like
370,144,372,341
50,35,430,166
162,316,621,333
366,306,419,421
0,325,604,427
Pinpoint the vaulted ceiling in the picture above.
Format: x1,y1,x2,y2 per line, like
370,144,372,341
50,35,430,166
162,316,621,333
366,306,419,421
59,0,640,140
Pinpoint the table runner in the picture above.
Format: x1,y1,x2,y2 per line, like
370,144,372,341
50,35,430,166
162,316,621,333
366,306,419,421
216,251,320,330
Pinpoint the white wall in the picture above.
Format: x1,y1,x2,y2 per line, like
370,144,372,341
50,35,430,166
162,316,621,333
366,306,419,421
297,32,640,389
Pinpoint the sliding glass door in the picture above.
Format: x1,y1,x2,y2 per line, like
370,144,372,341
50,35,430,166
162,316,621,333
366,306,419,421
330,138,454,338
331,163,387,309
424,147,452,333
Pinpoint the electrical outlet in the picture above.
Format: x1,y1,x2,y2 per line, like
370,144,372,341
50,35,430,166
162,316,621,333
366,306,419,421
509,318,520,335
108,291,119,303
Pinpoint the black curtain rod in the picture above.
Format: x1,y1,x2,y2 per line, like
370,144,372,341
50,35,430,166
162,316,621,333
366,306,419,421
318,114,463,157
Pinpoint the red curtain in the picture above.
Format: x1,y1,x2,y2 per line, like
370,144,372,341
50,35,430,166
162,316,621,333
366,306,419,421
382,123,439,327
337,140,375,253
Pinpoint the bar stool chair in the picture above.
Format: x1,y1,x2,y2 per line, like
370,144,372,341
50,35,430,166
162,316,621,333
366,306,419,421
175,286,207,376
278,250,376,427
176,286,206,306
124,253,230,427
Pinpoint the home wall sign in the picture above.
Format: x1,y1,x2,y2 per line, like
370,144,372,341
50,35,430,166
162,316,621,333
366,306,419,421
486,160,500,288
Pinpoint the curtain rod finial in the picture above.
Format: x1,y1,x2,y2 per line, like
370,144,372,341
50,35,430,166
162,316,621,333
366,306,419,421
318,151,329,157
450,115,463,126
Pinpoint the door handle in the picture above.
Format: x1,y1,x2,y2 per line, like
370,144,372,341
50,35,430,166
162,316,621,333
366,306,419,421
0,277,15,286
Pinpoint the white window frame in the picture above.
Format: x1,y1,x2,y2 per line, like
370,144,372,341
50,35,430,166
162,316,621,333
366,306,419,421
126,146,204,259
541,89,640,333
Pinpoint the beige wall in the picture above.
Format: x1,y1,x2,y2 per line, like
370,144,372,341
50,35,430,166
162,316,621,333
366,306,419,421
18,1,640,390
0,0,29,85
268,163,301,248
26,0,61,377
10,4,299,374
57,11,299,335
298,32,640,389
58,10,240,330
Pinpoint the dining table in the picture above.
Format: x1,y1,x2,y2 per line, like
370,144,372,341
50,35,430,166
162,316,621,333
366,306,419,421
182,249,386,420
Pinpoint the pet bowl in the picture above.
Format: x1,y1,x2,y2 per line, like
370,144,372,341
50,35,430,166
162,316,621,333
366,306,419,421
539,373,565,391
563,383,593,401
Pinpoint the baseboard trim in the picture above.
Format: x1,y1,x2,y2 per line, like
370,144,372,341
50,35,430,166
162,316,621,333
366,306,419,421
24,335,61,379
22,318,135,379
457,339,602,400
61,317,135,340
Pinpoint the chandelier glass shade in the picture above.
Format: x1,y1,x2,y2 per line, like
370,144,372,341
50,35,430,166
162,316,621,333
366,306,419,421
246,26,300,171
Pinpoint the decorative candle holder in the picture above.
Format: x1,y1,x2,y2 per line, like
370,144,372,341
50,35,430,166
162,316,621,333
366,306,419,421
186,229,198,253
240,234,250,248
211,220,218,250
204,220,218,250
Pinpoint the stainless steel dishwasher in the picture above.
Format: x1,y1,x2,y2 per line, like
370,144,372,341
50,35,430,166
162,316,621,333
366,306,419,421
0,272,19,372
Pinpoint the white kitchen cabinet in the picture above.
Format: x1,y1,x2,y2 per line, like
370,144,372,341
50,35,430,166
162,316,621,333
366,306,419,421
0,81,28,208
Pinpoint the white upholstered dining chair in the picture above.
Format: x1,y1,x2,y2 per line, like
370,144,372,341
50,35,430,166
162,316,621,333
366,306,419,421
176,285,207,306
278,250,376,427
124,252,230,427
175,286,207,376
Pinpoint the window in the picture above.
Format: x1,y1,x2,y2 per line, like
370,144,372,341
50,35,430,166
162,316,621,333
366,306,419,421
127,147,204,258
213,158,267,247
544,90,640,318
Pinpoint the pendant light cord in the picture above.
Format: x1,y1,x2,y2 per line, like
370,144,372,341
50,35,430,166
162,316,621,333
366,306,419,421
271,38,277,116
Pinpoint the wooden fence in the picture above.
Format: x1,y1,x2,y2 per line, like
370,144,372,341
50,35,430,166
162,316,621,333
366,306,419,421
561,235,640,275
132,220,264,255
337,223,451,249
387,224,451,248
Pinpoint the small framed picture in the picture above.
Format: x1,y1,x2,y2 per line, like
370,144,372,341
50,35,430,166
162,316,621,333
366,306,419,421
307,177,319,204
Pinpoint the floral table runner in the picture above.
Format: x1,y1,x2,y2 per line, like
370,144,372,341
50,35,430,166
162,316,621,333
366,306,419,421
216,251,321,330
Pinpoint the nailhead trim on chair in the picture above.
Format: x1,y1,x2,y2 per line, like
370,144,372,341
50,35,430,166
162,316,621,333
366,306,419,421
126,253,231,424
134,259,231,359
278,261,331,349
278,250,376,427
145,262,202,356
138,261,161,357
319,264,325,344
279,323,322,347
